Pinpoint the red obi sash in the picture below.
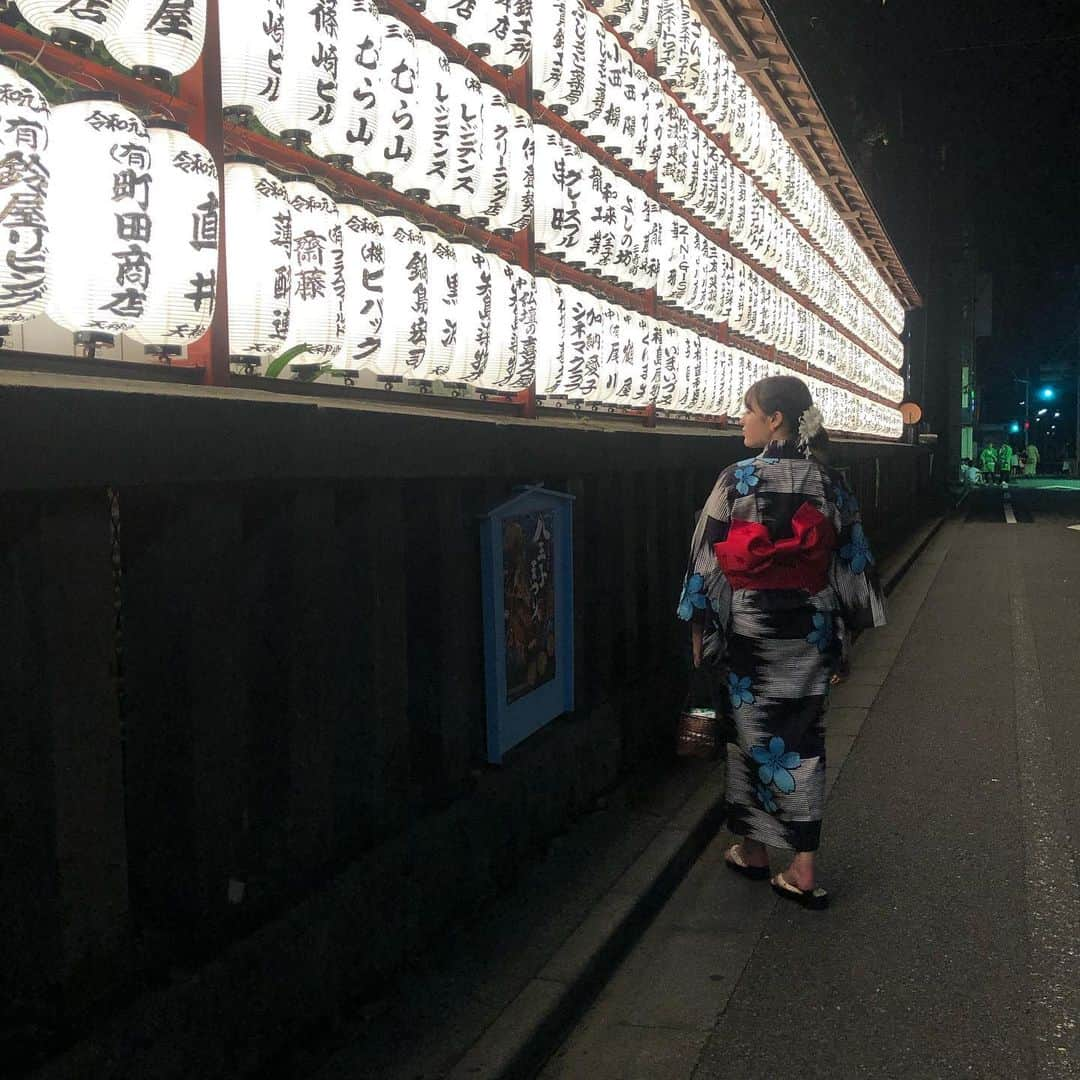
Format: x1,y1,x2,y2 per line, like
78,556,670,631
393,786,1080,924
713,501,837,593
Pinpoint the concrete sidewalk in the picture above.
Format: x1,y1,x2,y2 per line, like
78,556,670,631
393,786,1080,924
538,517,962,1080
305,513,949,1080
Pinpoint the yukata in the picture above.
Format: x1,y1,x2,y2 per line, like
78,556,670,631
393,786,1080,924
677,440,886,852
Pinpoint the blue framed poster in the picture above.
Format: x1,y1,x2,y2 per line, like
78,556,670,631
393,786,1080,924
480,485,575,764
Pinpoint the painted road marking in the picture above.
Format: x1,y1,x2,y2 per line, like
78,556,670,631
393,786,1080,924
1004,490,1017,525
1069,525,1080,532
1009,540,1080,1074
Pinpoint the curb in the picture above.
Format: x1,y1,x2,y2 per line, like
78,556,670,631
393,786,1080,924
449,509,950,1080
880,511,949,597
448,763,727,1080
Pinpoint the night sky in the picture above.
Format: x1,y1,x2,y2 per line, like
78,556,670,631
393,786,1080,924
768,0,1080,424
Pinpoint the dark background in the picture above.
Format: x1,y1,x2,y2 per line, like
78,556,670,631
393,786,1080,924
767,0,1080,427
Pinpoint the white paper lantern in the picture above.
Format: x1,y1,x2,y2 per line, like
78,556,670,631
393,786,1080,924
446,0,530,74
472,82,511,228
655,321,680,408
220,0,282,118
449,242,492,385
503,264,536,389
45,98,153,342
375,215,427,378
390,37,451,203
532,0,571,105
441,62,484,216
255,0,339,147
16,0,125,48
492,104,533,235
421,230,460,380
223,160,291,358
126,123,218,351
486,0,532,74
480,252,515,388
281,177,343,367
105,0,207,80
0,63,51,328
622,0,657,51
337,200,383,373
534,276,567,395
546,0,589,118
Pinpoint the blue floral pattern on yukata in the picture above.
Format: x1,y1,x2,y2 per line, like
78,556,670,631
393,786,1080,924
677,573,709,621
835,486,860,515
840,523,874,574
751,736,802,794
806,612,834,653
754,783,779,813
733,464,761,497
728,672,755,709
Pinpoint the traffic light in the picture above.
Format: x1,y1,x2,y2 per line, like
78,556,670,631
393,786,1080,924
1039,386,1056,401
1009,422,1021,434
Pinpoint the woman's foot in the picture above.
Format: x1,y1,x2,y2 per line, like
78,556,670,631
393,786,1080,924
724,842,770,880
727,841,769,867
770,871,829,910
780,852,816,891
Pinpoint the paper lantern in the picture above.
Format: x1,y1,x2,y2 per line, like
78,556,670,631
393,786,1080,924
621,0,657,51
126,122,218,352
254,0,339,148
449,242,492,385
560,285,590,397
281,177,343,367
534,276,566,396
659,0,693,84
563,9,607,133
220,0,282,119
336,201,384,373
44,98,153,343
223,160,291,359
655,321,680,408
480,252,515,388
503,264,536,390
390,37,451,202
308,1,383,170
15,0,125,49
623,312,653,405
0,63,51,328
105,0,207,80
472,82,511,229
533,126,566,255
499,104,534,235
583,161,619,280
375,215,427,378
441,62,484,217
532,0,570,105
588,301,622,404
537,131,587,265
546,0,588,118
484,0,532,75
428,0,527,73
368,17,419,187
421,230,460,380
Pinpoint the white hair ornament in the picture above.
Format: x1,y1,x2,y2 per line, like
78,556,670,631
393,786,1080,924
797,405,825,458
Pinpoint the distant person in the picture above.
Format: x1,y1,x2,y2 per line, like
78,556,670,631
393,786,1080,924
679,376,886,910
1024,443,1039,478
980,442,997,482
997,442,1014,484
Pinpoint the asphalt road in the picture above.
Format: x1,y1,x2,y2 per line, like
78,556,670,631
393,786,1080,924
542,481,1080,1080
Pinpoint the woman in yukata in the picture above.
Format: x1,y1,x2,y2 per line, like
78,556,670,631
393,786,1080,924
678,376,886,910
